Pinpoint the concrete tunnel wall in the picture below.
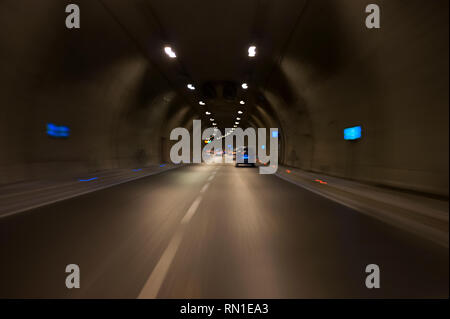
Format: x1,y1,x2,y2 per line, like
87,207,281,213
262,0,449,196
0,0,448,198
0,0,187,184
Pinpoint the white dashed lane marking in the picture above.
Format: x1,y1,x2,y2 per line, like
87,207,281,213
138,166,220,298
138,195,203,299
200,183,210,194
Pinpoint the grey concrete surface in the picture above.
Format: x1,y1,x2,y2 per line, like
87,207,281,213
263,0,449,196
0,164,447,298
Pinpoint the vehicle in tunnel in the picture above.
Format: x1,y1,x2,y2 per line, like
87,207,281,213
235,146,256,167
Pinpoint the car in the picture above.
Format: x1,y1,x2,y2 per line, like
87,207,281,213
235,146,256,167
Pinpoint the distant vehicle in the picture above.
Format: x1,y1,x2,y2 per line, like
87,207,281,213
235,146,255,167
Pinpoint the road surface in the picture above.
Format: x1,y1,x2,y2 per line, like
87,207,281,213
0,164,448,298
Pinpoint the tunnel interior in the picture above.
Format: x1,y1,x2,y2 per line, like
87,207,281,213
0,0,448,197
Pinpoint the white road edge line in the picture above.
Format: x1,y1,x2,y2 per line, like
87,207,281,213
138,195,203,299
208,175,215,182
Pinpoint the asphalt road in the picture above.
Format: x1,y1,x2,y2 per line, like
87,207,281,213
0,164,448,298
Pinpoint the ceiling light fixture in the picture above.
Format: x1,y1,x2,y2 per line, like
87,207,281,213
236,117,241,120
205,111,211,115
242,83,248,89
164,46,176,58
210,118,214,121
240,100,245,105
248,46,256,57
187,84,195,90
199,101,206,106
238,110,243,114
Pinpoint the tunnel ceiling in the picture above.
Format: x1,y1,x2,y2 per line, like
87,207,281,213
104,0,307,131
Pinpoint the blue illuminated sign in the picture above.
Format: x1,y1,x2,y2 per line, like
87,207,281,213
47,123,70,138
79,177,98,182
272,131,278,138
344,126,362,140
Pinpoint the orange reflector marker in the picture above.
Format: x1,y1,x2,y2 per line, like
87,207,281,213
314,179,328,185
286,169,291,173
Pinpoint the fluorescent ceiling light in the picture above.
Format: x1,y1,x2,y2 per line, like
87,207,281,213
199,101,206,106
187,84,195,90
242,83,248,89
248,46,256,57
236,117,241,120
239,100,245,105
205,111,211,115
164,46,176,58
238,110,243,114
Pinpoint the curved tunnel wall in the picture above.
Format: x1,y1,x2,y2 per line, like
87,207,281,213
0,0,185,184
263,0,449,196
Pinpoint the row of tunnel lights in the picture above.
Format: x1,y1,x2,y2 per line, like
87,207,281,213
164,45,257,138
188,83,248,92
191,81,248,139
164,45,256,59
